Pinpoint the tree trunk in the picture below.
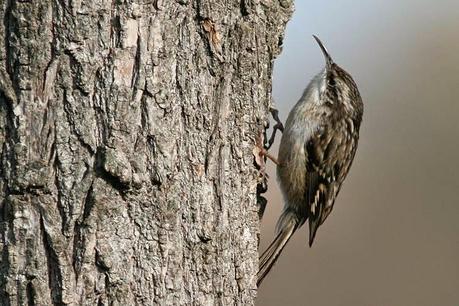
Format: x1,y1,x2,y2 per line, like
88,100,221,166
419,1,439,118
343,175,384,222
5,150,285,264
0,0,292,304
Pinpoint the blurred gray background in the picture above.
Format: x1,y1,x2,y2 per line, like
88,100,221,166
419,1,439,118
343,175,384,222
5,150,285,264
257,1,459,305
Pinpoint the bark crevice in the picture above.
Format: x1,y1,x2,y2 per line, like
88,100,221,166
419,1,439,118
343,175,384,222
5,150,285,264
3,0,14,83
40,215,63,306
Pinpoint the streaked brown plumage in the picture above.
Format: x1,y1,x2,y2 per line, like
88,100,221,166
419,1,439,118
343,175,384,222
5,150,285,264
258,36,363,286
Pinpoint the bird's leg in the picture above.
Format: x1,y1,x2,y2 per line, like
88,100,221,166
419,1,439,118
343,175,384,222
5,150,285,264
257,107,283,165
256,133,280,166
260,146,280,166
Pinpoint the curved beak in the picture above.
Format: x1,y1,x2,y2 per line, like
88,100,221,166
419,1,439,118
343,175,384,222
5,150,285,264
313,35,333,69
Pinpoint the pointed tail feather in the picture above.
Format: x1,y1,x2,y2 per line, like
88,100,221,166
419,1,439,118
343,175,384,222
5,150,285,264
257,210,300,286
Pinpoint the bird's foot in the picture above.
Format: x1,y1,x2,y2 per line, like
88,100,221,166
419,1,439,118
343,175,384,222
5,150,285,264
266,107,284,150
254,133,280,166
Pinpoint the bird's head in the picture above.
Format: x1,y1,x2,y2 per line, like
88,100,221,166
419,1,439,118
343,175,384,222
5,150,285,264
313,35,362,115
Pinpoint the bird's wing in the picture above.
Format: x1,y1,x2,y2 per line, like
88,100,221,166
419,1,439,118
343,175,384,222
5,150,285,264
304,123,347,246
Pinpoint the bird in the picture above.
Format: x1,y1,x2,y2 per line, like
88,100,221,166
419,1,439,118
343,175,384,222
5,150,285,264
257,35,364,286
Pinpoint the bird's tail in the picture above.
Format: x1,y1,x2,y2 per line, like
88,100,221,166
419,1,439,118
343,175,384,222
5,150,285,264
257,209,301,286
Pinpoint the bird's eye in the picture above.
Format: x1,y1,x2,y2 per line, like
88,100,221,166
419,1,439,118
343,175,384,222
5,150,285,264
328,77,336,87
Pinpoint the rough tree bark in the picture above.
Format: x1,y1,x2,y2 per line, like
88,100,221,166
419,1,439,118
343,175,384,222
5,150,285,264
0,0,293,305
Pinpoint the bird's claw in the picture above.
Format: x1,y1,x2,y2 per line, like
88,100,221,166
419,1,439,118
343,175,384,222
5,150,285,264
266,107,284,150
